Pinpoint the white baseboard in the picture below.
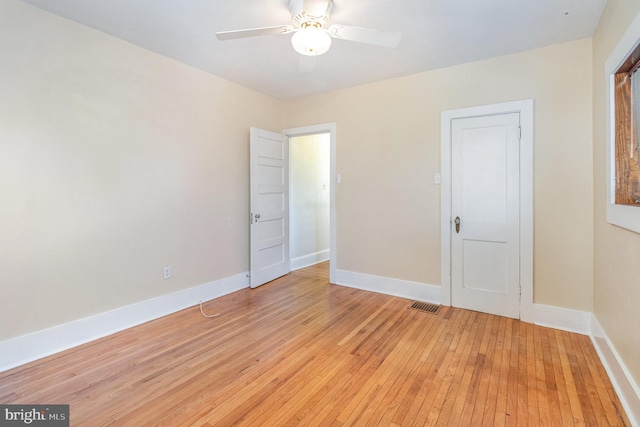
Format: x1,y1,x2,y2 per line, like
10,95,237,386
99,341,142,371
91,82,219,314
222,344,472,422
532,303,591,335
291,249,330,271
591,315,640,426
0,272,250,373
334,269,441,304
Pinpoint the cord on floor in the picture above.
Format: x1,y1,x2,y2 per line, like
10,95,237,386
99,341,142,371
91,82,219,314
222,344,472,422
199,302,220,318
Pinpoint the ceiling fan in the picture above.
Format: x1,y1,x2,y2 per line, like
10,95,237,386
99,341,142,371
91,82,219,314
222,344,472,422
215,0,402,57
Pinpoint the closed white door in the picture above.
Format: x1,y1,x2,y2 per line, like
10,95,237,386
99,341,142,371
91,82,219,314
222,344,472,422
250,127,289,288
451,113,521,318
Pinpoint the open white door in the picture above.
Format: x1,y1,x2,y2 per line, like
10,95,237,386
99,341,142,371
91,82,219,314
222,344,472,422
250,127,289,288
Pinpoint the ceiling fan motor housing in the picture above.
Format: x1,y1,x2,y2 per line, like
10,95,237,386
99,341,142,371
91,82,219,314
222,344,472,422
289,0,333,28
216,0,401,59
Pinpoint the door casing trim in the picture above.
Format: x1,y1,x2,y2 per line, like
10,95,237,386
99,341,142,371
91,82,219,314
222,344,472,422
440,100,534,322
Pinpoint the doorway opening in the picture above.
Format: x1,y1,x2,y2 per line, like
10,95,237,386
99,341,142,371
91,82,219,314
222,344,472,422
285,123,337,284
289,133,330,271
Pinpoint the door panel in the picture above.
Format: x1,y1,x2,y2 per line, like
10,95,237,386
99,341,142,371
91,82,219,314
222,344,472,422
451,113,520,318
250,127,289,288
462,240,508,293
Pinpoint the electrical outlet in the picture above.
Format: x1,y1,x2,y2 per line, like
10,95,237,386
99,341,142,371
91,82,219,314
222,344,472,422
163,266,171,279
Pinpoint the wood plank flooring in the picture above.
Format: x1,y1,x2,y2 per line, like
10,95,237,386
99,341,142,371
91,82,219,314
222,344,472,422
0,262,630,426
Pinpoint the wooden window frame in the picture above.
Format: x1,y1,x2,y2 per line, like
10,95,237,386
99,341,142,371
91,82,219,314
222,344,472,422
606,12,640,233
613,52,640,205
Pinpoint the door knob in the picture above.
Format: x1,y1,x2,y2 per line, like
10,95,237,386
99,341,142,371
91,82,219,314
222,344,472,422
255,214,261,219
454,216,460,233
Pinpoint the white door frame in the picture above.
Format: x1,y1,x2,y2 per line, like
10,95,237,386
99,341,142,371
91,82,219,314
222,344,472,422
284,123,337,284
440,100,534,323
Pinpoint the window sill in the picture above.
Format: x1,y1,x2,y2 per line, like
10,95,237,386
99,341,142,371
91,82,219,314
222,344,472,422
607,203,640,234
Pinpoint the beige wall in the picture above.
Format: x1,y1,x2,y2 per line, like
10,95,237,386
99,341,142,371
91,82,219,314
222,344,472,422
4,0,638,405
284,39,594,311
592,0,640,390
1,0,600,347
0,0,283,340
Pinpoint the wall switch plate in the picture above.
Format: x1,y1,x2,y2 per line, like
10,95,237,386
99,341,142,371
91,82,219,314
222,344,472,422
434,173,441,185
163,266,171,279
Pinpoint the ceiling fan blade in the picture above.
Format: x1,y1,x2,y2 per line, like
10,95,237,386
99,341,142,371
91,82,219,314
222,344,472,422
328,25,401,48
216,25,294,41
299,55,317,73
288,0,303,17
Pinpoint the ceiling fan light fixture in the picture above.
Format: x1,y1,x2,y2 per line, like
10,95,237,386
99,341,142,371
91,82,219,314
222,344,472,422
291,22,332,56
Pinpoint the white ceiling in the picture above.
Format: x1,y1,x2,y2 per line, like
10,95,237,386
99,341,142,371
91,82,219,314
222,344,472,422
20,0,607,100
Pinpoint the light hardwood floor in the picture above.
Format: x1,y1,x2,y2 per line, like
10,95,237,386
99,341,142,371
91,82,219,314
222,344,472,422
0,262,630,426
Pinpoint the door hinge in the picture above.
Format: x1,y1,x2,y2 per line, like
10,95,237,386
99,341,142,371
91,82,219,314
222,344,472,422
518,126,522,141
250,212,253,224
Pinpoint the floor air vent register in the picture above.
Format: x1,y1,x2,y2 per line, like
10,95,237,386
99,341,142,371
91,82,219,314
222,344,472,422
409,301,441,315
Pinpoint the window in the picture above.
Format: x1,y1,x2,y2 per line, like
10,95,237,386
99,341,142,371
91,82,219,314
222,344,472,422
612,45,640,205
606,11,640,233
